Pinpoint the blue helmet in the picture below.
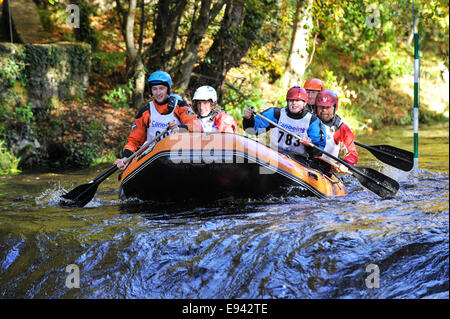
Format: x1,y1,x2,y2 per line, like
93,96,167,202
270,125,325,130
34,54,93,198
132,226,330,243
148,70,172,91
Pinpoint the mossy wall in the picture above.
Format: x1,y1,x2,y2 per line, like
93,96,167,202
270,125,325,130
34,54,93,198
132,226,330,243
0,41,91,171
0,41,91,108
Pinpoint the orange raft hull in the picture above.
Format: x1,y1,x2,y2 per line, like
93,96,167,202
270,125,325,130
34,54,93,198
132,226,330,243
119,132,347,202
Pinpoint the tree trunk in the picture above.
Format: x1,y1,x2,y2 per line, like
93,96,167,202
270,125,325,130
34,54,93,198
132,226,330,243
174,0,227,91
144,0,187,72
284,0,314,88
190,0,269,103
125,0,137,61
124,0,145,108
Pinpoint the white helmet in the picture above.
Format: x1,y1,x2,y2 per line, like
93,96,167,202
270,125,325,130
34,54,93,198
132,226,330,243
192,85,217,103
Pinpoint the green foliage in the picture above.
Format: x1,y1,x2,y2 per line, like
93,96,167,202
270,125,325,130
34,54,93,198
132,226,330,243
91,51,126,76
15,102,34,124
312,1,412,88
0,42,94,172
0,140,21,175
223,87,267,121
246,43,285,84
63,141,98,167
90,150,117,166
65,44,91,75
24,44,60,74
55,117,108,167
0,91,34,140
23,43,91,80
0,54,26,88
102,80,134,109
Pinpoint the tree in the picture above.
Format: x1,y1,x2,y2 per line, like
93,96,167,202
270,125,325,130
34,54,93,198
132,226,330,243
144,0,188,72
114,0,146,108
173,0,227,91
189,0,276,103
284,0,314,88
125,0,145,107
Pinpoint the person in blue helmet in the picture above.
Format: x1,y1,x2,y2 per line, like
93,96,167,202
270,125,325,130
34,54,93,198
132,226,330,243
114,70,202,170
243,86,326,163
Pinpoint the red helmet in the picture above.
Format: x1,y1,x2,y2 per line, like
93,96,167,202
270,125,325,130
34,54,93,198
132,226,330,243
315,89,339,111
286,86,307,102
303,78,324,91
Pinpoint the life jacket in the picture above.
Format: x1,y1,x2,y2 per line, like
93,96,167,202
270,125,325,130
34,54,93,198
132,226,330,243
146,99,181,146
270,108,312,156
321,114,343,162
198,110,220,132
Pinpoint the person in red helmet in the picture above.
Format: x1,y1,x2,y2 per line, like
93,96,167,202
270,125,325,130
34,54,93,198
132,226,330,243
311,89,358,175
243,86,326,161
303,78,324,114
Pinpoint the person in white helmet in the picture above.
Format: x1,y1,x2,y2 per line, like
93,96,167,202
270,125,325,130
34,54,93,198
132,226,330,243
192,85,237,133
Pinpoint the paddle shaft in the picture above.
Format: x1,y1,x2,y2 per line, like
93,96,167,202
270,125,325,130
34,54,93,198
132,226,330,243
85,127,169,185
124,127,170,163
61,127,170,205
253,112,395,193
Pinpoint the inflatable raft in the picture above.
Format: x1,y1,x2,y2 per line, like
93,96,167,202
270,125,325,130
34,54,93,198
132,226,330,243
118,132,347,202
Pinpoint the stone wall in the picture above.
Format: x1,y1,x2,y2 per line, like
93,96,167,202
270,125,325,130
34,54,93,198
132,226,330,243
0,41,90,107
0,41,91,168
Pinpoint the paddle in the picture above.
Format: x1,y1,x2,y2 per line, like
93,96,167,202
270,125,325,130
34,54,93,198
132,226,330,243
253,111,399,199
354,141,413,172
59,127,170,207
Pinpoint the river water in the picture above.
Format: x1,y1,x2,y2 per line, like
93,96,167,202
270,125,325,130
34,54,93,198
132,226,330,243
0,124,448,300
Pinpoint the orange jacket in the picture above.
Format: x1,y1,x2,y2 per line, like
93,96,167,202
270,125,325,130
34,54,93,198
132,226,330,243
122,98,201,157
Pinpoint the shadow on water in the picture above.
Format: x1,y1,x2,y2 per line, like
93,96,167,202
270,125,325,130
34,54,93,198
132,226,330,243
118,185,313,217
0,124,448,298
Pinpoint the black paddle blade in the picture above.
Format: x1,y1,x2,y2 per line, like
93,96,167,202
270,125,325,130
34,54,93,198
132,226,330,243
355,142,414,172
59,182,99,207
353,166,400,199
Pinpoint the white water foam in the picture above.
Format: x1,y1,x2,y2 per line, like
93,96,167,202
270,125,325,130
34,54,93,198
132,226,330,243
35,183,68,207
